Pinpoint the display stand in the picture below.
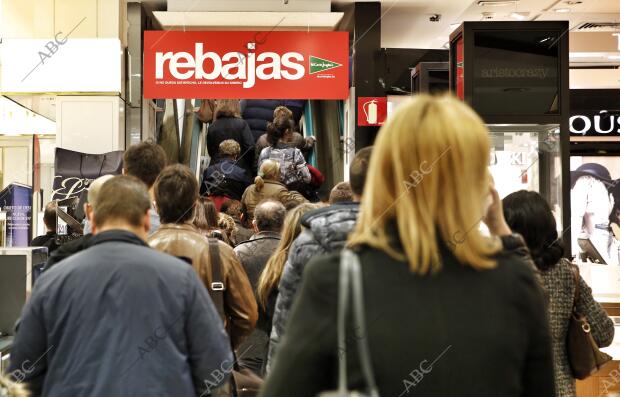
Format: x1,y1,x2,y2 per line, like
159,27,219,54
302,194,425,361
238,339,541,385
449,21,570,253
410,62,449,94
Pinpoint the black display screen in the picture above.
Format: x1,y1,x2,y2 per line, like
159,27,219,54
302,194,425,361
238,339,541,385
472,30,560,116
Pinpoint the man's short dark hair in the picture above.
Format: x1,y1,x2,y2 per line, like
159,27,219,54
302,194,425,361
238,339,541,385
123,141,167,188
329,181,353,204
154,165,198,224
254,200,286,232
43,201,57,231
93,175,150,228
350,146,373,196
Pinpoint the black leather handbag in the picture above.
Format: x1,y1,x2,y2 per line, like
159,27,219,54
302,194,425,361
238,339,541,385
567,264,612,379
318,249,380,397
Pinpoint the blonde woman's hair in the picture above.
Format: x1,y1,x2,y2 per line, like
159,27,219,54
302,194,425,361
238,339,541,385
348,95,500,274
0,376,29,397
256,203,320,308
214,99,241,120
255,160,281,191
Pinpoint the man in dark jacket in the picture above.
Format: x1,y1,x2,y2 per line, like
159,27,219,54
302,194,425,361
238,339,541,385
221,199,254,245
201,139,253,200
9,175,232,396
267,147,372,371
30,201,59,254
234,199,285,377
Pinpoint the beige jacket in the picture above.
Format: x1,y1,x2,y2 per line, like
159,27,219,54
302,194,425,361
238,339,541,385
241,180,307,219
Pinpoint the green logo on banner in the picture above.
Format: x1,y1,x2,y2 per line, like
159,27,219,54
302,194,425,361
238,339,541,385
309,56,342,74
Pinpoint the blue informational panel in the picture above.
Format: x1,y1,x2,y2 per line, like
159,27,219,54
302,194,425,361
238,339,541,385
0,183,33,247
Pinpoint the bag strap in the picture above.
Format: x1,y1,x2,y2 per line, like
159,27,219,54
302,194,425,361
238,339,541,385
338,249,379,396
207,238,226,321
570,263,581,313
56,206,83,234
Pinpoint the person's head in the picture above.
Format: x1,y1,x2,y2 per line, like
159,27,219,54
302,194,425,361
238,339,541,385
219,139,241,160
220,199,243,220
91,175,151,239
43,201,57,232
329,181,353,204
503,190,563,271
253,200,286,233
266,115,295,145
84,174,114,223
0,375,28,397
349,146,372,201
348,95,499,275
218,212,235,242
254,160,281,192
214,99,241,120
154,164,198,224
123,141,167,189
193,198,219,232
256,203,320,308
273,105,293,121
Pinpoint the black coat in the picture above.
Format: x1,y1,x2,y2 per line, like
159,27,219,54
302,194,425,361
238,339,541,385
206,116,255,175
263,240,555,397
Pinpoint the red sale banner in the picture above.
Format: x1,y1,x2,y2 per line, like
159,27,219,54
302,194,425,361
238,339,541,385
144,31,349,99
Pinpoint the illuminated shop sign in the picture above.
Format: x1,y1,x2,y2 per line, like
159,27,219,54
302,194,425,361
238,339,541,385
570,111,620,135
143,31,349,99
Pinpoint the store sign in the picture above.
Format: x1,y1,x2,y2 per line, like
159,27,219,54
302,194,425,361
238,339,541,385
0,39,121,93
143,31,349,99
357,97,387,126
570,110,620,135
0,184,32,247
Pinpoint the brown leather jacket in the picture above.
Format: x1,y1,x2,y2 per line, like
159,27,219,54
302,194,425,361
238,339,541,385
147,223,258,348
241,180,307,219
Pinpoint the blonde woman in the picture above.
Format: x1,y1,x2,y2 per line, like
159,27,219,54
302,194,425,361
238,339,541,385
241,203,320,376
241,160,307,221
262,95,555,397
206,99,255,175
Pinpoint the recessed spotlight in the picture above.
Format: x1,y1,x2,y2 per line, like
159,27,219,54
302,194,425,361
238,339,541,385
510,12,529,20
554,8,570,13
477,0,519,5
565,1,582,4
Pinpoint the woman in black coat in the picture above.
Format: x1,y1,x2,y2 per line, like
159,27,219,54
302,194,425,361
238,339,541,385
261,95,555,397
206,99,255,175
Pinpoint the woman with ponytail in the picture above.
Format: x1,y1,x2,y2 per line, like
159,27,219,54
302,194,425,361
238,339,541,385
503,190,614,397
241,160,307,221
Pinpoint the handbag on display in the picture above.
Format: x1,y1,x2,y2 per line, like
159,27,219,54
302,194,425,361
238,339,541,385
318,249,380,397
567,264,612,379
207,239,263,397
52,148,124,201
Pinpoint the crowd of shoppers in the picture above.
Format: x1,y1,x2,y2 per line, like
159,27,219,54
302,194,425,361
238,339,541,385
18,95,615,397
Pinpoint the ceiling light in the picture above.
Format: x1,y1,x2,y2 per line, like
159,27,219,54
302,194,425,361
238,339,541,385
477,0,519,6
510,12,529,20
608,55,620,60
565,1,582,4
554,8,570,13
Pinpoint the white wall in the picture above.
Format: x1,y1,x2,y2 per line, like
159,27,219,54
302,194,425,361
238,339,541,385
56,96,125,153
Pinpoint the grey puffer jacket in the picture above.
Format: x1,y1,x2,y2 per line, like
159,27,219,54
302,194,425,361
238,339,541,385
267,201,360,371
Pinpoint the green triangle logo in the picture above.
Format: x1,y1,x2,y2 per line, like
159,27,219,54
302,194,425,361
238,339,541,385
309,55,342,74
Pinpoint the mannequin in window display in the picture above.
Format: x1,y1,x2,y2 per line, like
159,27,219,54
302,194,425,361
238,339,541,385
570,163,618,265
